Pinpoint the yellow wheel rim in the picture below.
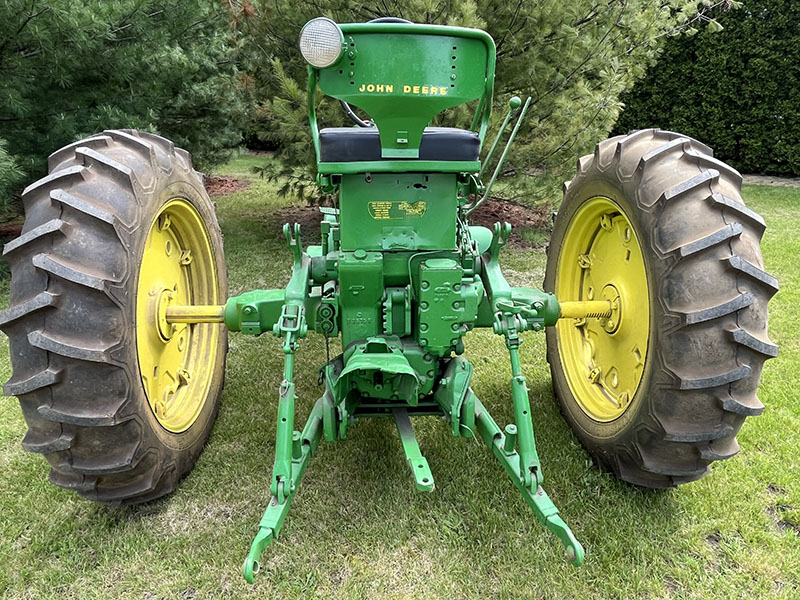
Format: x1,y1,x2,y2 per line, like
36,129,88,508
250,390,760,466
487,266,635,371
555,196,650,422
136,199,220,433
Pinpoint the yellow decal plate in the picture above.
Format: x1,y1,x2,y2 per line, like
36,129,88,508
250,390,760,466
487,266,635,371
368,201,427,220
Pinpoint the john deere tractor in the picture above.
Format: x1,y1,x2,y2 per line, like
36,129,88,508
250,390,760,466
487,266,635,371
0,18,777,582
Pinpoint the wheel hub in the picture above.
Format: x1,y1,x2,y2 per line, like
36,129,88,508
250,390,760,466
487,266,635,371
599,284,621,334
155,288,177,341
136,199,220,433
555,196,650,422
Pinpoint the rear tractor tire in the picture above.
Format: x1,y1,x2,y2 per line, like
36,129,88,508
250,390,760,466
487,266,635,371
544,129,777,488
0,130,227,503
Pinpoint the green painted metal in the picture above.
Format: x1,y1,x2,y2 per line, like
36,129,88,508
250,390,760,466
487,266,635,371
222,18,588,582
472,396,585,566
224,289,285,334
479,95,522,180
242,396,325,583
309,23,495,160
466,96,532,217
393,408,435,491
339,173,458,251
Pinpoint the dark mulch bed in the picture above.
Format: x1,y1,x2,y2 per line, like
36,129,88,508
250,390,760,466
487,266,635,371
204,175,251,197
0,220,23,239
274,197,551,248
469,197,552,237
0,175,251,243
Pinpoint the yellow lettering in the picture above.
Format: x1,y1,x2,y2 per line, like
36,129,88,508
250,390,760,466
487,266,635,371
422,86,429,95
386,84,394,93
440,87,448,95
413,85,420,94
430,86,438,95
359,84,366,92
367,84,375,92
404,85,411,93
376,84,384,92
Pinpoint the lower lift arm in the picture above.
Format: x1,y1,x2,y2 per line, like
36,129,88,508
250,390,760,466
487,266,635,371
160,225,615,577
164,292,612,572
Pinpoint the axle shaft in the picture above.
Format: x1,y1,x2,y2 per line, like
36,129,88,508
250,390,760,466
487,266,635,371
165,305,225,323
558,300,612,319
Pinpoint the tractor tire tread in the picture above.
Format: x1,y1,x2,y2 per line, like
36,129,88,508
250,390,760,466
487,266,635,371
546,128,776,488
3,219,67,256
2,129,225,504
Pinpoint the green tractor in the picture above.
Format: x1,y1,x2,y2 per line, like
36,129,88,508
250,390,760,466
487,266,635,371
0,18,777,582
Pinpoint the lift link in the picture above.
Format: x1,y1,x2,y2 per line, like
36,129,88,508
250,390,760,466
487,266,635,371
494,309,541,488
242,396,325,583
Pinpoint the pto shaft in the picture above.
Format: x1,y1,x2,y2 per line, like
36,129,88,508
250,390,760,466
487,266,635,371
558,300,612,320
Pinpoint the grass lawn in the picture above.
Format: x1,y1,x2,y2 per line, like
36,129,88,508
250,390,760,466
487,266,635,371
1,156,798,599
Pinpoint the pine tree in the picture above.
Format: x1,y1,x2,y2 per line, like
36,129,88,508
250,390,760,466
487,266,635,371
0,0,255,213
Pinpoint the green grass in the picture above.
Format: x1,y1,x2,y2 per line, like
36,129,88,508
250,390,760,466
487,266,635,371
1,166,798,599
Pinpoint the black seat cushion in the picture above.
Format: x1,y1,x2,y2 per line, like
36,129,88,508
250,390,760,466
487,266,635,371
319,127,480,162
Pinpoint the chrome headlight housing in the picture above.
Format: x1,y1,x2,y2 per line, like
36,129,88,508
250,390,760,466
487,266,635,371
299,17,344,68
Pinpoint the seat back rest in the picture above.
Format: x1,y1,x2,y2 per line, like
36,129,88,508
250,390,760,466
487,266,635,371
313,23,495,160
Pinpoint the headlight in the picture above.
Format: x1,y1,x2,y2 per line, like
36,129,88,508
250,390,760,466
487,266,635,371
299,17,344,68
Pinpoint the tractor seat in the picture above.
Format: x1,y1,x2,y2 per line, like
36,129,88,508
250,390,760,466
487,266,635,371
319,127,480,162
